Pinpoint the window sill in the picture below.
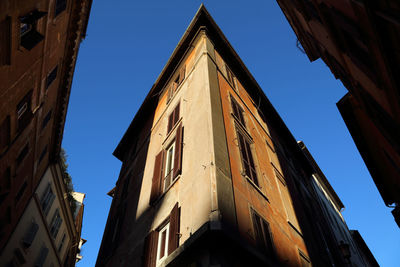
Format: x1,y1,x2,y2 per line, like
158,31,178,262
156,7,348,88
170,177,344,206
244,175,269,203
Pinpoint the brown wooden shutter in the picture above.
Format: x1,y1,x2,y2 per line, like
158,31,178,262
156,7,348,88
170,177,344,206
168,203,180,255
167,111,173,134
142,230,158,267
173,124,183,178
173,102,180,126
150,151,164,204
179,65,186,84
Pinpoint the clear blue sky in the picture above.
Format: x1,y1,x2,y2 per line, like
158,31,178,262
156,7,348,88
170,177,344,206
62,1,400,266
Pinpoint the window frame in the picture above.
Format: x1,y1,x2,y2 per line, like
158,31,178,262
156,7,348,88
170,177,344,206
251,209,275,257
236,126,258,186
156,221,170,265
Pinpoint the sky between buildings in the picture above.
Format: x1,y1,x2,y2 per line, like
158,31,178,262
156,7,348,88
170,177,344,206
61,1,400,266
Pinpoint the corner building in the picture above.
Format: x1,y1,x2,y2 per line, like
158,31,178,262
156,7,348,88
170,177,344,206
97,6,376,267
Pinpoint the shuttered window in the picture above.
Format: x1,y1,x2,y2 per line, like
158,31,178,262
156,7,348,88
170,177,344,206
252,209,275,257
225,64,237,90
22,221,39,248
16,143,29,166
58,233,66,252
41,110,52,130
167,102,180,134
167,66,186,103
230,96,245,127
0,16,11,65
46,65,58,89
49,209,62,239
237,130,258,185
15,181,27,203
143,203,180,267
40,184,55,215
150,124,183,204
38,145,48,164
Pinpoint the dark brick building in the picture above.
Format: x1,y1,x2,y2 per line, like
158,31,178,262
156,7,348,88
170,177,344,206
0,0,91,265
276,0,400,226
96,5,377,267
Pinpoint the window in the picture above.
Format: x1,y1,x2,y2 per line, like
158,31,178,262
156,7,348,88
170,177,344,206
252,209,275,257
156,222,169,264
16,143,29,166
41,110,52,130
17,90,33,132
58,233,66,252
166,65,185,103
230,96,245,126
40,183,55,215
9,248,26,266
38,145,48,164
22,221,39,248
0,16,11,65
15,181,27,203
225,64,237,90
55,0,67,17
143,203,180,267
0,116,10,152
49,209,62,239
167,102,180,134
163,142,175,191
46,65,58,89
150,124,183,204
34,245,48,267
19,10,46,50
236,129,258,186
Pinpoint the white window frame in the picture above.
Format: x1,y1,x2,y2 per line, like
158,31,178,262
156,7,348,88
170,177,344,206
156,222,170,265
163,142,175,191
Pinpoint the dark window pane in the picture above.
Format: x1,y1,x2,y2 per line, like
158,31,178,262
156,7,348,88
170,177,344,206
16,144,29,166
46,66,58,89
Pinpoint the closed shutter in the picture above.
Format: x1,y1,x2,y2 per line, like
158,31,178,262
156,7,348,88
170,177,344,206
179,65,186,84
167,103,180,134
142,231,158,267
172,124,183,178
0,17,11,65
167,111,174,133
150,151,164,204
168,203,180,255
173,102,180,127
